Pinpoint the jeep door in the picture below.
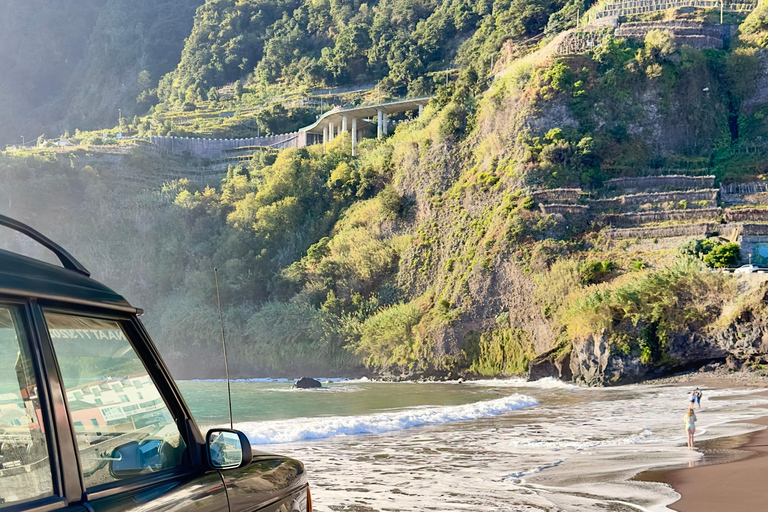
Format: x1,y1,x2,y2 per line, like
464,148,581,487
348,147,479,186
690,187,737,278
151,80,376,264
31,304,230,512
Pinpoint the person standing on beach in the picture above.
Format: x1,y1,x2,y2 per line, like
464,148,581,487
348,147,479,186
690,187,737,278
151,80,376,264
695,388,702,408
684,408,697,449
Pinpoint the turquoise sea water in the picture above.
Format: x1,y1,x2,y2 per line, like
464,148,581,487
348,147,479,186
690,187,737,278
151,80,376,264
177,379,534,425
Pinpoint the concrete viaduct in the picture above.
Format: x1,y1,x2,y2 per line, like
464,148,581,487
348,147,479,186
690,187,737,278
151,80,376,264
147,96,432,159
300,96,432,155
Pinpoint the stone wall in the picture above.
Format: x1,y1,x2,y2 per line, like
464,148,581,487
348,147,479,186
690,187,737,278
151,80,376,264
739,235,768,265
539,204,590,215
615,21,736,49
721,181,768,195
595,0,755,20
148,132,307,159
724,208,768,222
532,188,583,204
744,48,768,111
742,223,768,236
590,188,717,211
603,174,715,191
603,207,721,227
554,29,611,55
603,222,712,239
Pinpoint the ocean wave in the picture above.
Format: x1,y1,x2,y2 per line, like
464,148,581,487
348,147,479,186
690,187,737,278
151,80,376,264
238,394,539,445
466,377,582,391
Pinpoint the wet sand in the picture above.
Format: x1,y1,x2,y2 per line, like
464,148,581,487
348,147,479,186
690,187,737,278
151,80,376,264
639,385,768,512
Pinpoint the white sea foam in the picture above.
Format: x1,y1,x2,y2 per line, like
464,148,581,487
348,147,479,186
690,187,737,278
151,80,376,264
508,460,564,480
238,393,539,444
507,428,654,450
466,377,583,390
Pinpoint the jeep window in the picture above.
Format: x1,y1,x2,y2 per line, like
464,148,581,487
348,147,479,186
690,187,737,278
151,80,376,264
43,311,187,489
0,306,53,505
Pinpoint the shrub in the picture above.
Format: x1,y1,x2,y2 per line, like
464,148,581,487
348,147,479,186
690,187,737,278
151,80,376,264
378,185,404,221
678,238,717,258
464,328,536,376
703,242,740,268
579,259,614,284
355,301,424,368
740,6,768,47
534,258,582,319
562,258,736,350
545,62,574,93
307,237,331,262
644,29,676,61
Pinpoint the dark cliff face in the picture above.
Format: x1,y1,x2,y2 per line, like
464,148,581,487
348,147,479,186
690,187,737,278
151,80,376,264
566,284,768,386
568,332,728,386
714,290,768,362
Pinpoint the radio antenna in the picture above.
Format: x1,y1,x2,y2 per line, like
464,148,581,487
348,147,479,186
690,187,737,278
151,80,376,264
214,267,233,430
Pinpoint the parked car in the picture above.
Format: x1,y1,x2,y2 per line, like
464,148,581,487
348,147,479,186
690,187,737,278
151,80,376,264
0,214,310,512
735,264,761,274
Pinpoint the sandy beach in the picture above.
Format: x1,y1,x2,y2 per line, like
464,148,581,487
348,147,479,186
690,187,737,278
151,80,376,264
640,375,768,512
650,416,768,511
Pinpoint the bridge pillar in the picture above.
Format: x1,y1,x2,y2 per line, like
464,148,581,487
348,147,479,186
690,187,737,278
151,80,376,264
323,127,328,145
377,109,383,139
418,104,424,117
342,115,348,132
351,118,357,156
329,121,335,142
383,113,389,136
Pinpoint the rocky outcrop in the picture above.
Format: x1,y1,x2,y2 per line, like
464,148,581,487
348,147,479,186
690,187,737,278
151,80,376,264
568,329,727,386
568,299,768,385
527,346,573,381
294,377,322,389
713,300,768,363
569,334,650,386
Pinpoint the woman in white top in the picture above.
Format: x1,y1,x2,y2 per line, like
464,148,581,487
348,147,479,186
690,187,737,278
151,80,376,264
684,408,697,449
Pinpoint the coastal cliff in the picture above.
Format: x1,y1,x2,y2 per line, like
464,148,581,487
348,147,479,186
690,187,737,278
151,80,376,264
4,7,768,384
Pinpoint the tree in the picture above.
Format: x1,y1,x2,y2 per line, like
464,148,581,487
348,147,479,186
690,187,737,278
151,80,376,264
703,243,741,268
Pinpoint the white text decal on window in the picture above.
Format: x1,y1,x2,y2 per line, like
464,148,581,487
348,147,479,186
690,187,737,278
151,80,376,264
49,329,127,341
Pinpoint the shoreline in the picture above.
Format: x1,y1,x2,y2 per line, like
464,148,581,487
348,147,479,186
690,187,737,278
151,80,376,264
640,416,768,512
636,383,768,512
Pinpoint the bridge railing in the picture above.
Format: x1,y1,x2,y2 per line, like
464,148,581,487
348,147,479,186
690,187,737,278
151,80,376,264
594,0,756,18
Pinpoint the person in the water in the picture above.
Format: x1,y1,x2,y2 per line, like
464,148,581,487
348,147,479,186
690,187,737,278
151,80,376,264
684,408,697,449
689,389,697,406
695,388,702,408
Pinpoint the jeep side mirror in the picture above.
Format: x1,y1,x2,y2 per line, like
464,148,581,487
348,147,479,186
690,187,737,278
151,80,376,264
109,441,143,478
206,429,252,469
109,439,172,478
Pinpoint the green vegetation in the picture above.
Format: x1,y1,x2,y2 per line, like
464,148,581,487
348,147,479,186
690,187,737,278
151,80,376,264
5,2,768,380
679,238,741,268
464,327,537,376
561,259,736,364
703,242,741,268
739,6,768,48
160,0,569,106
